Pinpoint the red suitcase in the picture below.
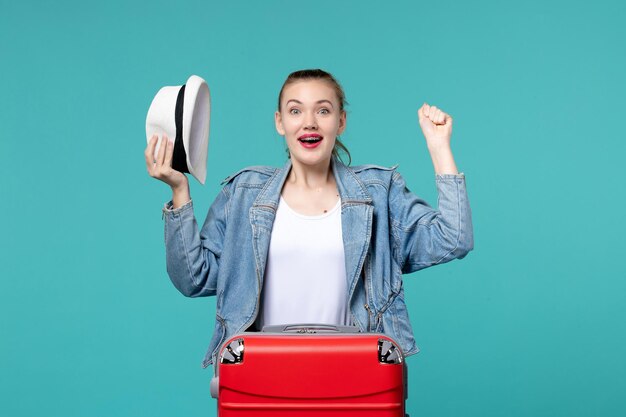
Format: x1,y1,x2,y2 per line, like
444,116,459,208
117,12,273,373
210,324,407,416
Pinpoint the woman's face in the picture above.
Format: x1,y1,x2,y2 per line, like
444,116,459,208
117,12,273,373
275,79,346,168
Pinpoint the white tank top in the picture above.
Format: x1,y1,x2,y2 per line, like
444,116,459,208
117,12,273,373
256,196,350,329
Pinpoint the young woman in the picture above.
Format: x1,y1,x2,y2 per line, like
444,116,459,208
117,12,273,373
145,69,473,369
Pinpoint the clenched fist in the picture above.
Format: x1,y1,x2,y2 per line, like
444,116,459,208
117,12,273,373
418,103,453,151
417,103,458,175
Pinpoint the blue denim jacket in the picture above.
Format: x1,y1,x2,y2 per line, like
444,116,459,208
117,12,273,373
162,157,473,368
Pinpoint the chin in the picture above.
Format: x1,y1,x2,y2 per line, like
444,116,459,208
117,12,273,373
290,151,333,167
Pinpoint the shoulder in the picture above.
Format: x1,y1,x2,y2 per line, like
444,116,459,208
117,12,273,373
218,166,278,200
333,162,404,198
350,163,399,174
348,163,400,184
220,165,278,186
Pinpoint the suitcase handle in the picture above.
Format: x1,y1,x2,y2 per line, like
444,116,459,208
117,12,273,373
261,323,361,333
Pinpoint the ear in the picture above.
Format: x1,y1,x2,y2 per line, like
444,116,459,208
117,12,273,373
275,111,285,136
337,110,347,135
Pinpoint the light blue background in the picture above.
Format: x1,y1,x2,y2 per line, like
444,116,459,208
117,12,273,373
1,1,625,416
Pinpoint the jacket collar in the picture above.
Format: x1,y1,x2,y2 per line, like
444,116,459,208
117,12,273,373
331,157,373,203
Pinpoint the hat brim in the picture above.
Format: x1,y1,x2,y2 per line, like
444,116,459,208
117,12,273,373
182,75,211,185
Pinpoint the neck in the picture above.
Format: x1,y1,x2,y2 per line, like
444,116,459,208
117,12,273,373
288,157,334,189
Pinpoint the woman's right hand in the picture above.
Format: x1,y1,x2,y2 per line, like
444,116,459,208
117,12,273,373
145,134,190,207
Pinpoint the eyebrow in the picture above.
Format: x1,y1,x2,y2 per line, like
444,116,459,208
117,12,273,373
285,99,334,108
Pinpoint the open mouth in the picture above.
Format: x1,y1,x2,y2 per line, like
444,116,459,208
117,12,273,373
298,134,323,148
298,136,323,144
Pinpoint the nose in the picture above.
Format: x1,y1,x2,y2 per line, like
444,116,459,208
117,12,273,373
304,112,317,129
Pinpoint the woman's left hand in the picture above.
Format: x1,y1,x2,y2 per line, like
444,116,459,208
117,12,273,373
417,103,453,151
417,103,458,175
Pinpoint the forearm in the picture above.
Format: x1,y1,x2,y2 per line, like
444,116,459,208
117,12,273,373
163,200,218,297
428,145,458,175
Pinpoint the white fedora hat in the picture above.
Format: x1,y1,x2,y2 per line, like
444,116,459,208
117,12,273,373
146,75,210,184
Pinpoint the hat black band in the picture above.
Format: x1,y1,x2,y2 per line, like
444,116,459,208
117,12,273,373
172,84,189,174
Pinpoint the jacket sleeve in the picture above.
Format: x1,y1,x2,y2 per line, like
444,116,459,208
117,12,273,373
162,185,230,297
388,171,474,274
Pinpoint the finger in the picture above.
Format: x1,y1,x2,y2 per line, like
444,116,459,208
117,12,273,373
145,135,158,159
423,103,431,118
145,135,158,172
156,134,168,167
440,110,449,125
417,103,426,120
435,109,444,124
163,136,175,168
429,106,438,120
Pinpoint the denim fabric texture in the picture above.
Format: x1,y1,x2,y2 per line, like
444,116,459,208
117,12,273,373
162,157,473,368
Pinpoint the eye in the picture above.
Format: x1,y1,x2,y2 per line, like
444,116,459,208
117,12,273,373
289,108,301,115
318,108,330,115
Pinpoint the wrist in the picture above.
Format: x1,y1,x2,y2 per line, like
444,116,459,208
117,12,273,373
171,179,191,209
170,176,189,193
